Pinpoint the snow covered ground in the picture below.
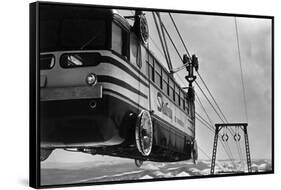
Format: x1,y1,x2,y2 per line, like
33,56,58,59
41,155,272,186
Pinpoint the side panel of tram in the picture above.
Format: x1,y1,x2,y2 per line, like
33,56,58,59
129,31,196,157
149,81,195,154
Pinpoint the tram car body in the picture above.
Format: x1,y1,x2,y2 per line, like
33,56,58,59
39,4,197,164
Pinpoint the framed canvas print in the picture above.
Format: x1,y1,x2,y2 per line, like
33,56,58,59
29,1,274,188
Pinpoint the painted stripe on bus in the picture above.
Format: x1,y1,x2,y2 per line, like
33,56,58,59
101,55,192,120
108,52,149,84
100,56,149,88
101,82,148,108
103,88,147,111
98,75,148,99
96,62,149,95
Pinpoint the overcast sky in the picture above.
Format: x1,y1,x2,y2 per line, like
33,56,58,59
44,9,272,164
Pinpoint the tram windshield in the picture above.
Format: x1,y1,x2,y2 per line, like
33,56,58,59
39,5,130,59
40,19,107,52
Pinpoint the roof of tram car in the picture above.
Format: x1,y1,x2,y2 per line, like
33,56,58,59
39,4,130,30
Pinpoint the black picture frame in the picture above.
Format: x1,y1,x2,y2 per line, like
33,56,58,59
30,1,274,188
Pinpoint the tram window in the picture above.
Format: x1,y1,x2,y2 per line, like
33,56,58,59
146,61,149,78
40,19,106,52
154,61,162,88
148,54,154,65
136,45,142,68
130,34,142,67
112,22,129,59
186,101,189,114
145,52,149,77
140,45,147,70
149,63,154,81
175,86,180,106
130,35,137,65
60,53,101,68
144,61,149,77
180,91,185,110
140,46,148,74
169,79,175,100
63,20,106,50
40,54,55,70
183,93,187,110
148,54,154,80
146,51,149,65
162,71,169,95
122,29,129,59
112,22,124,55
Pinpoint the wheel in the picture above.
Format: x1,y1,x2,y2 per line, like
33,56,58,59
135,159,144,168
135,110,153,156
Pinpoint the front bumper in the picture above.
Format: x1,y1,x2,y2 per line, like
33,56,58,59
40,84,102,101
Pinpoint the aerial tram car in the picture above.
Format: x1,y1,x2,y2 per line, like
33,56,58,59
39,4,198,166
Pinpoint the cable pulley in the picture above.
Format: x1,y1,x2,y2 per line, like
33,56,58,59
222,133,229,142
234,126,241,141
234,133,241,141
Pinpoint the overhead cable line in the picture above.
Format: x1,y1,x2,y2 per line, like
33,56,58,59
196,73,244,163
167,12,244,164
195,81,225,123
195,113,236,166
234,17,248,123
195,102,236,166
156,13,239,165
155,12,173,72
149,35,186,87
156,15,241,160
195,109,235,163
151,12,244,167
156,15,183,63
234,17,248,169
168,13,191,58
196,93,214,125
196,113,215,133
196,72,228,123
167,11,230,125
152,12,172,72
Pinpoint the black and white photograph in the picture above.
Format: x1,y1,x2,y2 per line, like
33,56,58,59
29,1,273,188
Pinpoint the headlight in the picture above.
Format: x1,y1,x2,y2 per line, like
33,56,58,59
86,73,97,86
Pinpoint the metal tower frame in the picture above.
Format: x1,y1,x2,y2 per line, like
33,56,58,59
210,123,252,175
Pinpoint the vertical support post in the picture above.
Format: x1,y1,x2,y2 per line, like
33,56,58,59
243,125,252,172
210,125,220,175
211,123,251,174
